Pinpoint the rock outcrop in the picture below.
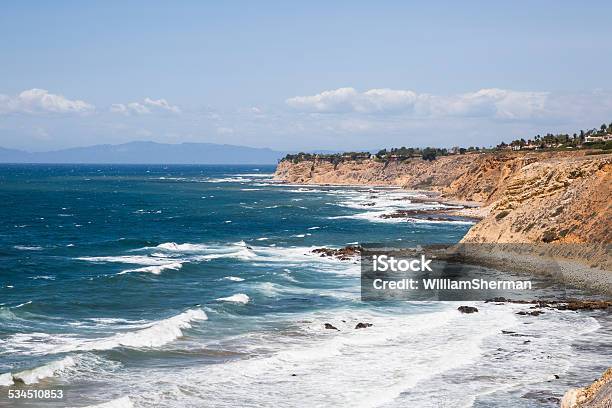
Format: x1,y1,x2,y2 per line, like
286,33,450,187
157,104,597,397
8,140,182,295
275,152,611,246
462,154,612,245
561,368,612,408
276,151,612,292
274,151,586,203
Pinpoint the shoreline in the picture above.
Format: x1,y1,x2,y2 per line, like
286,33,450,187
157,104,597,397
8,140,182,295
274,177,611,297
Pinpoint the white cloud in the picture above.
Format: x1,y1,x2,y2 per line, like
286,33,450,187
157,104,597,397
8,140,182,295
286,87,549,119
0,88,94,114
111,98,181,115
143,98,181,114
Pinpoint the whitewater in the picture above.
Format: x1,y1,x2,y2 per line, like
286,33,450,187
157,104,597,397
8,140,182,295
0,164,609,407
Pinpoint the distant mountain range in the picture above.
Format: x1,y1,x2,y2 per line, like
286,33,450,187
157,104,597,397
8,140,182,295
0,141,293,164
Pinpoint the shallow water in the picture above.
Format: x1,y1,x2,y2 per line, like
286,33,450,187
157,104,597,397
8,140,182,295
0,164,609,407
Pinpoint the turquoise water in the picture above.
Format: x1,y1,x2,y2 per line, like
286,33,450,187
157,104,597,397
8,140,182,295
0,165,609,407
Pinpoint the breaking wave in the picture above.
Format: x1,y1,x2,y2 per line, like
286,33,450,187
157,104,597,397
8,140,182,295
118,262,183,275
10,356,76,385
82,396,134,408
217,294,250,304
4,309,207,356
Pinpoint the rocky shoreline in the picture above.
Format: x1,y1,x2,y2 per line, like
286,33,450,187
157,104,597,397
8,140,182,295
276,151,611,295
562,368,612,408
281,152,611,406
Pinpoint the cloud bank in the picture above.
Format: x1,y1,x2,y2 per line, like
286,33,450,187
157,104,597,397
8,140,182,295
286,87,550,119
0,88,94,114
111,98,181,115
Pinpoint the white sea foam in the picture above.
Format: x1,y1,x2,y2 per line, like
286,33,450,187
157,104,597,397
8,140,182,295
110,306,492,407
234,173,273,177
205,176,252,183
14,245,43,251
217,294,250,304
155,242,209,252
118,262,183,275
0,373,14,386
5,309,207,355
68,309,207,351
77,255,172,266
119,302,604,408
82,396,134,408
223,276,245,282
12,356,76,384
29,275,55,280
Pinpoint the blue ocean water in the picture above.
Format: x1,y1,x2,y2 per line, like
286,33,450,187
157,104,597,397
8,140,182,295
0,164,609,407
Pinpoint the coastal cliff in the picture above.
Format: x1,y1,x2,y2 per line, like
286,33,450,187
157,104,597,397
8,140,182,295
275,151,612,290
274,151,611,244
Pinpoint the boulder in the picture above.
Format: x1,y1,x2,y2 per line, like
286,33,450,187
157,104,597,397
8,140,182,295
457,306,479,314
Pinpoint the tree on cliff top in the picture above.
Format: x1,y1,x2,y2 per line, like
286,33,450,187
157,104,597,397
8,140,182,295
421,147,437,161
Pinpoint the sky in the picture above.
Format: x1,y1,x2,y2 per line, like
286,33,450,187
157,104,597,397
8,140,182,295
1,1,612,152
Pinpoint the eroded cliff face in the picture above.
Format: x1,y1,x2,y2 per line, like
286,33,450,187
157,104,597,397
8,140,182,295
274,151,611,245
462,154,611,245
274,152,590,203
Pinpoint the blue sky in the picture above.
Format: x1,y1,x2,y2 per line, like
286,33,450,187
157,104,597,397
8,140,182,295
1,1,611,151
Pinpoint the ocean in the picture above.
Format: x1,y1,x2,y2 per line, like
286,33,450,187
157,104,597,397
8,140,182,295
0,164,609,407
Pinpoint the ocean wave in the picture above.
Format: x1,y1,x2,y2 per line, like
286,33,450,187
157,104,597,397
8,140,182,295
12,356,76,385
14,245,43,251
77,255,172,266
69,308,207,351
126,306,485,407
205,177,252,183
234,173,273,177
223,276,245,282
0,373,13,386
252,281,355,299
155,242,208,252
81,396,134,408
118,262,183,275
4,309,207,356
0,307,18,320
217,294,250,304
406,217,476,225
153,241,257,261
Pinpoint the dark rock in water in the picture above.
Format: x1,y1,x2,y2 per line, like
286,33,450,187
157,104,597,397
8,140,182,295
501,330,516,335
521,390,560,405
516,310,544,316
457,306,479,314
485,298,612,311
554,374,560,379
312,246,361,260
324,323,339,330
355,322,373,329
291,374,297,377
